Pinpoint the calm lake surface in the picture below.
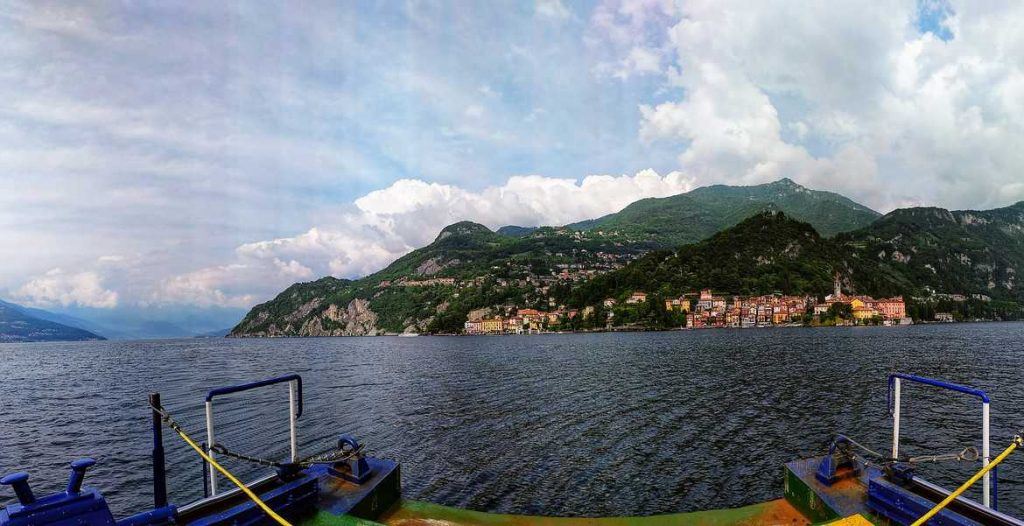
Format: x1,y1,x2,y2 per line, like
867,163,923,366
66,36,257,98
2,323,1024,518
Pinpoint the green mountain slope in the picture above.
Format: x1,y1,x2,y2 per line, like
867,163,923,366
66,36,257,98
230,181,1022,337
839,202,1024,301
0,300,106,342
496,225,537,237
568,210,841,307
570,203,1024,310
570,178,880,245
230,220,646,336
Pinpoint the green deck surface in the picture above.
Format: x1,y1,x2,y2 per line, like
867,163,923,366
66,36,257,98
302,498,809,526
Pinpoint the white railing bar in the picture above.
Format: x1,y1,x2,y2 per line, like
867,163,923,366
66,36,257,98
289,381,299,463
205,400,218,496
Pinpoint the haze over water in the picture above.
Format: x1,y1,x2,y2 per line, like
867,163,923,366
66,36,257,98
2,324,1023,518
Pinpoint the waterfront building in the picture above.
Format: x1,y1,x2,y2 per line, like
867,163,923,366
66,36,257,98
873,297,906,319
481,317,505,333
821,273,906,321
696,289,715,311
506,316,524,334
852,305,876,321
464,319,483,334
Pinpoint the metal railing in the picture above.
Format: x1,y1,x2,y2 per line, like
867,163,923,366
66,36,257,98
888,373,994,508
204,374,303,496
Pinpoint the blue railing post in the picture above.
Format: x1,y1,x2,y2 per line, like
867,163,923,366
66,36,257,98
203,374,303,496
888,373,994,509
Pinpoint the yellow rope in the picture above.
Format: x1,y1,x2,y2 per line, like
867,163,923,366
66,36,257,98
164,414,293,526
911,435,1022,526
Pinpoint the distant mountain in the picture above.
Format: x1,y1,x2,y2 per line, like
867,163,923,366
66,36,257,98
569,178,880,246
573,203,1024,309
8,303,111,337
35,305,248,340
231,218,639,336
496,225,538,237
839,202,1024,301
569,210,841,306
230,179,1022,337
195,327,232,338
0,300,106,342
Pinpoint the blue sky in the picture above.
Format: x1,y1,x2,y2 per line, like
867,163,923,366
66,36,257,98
2,0,1023,315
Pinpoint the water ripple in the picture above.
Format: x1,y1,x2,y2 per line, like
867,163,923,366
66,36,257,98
1,323,1023,518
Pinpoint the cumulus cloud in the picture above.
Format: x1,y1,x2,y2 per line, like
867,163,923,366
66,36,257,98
151,169,696,306
586,0,677,79
14,269,119,308
617,0,1024,210
9,1,1024,314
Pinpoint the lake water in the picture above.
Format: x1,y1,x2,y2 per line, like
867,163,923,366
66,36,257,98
2,323,1024,519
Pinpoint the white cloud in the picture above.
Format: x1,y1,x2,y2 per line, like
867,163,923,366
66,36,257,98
153,258,314,309
586,0,677,79
351,169,695,243
15,269,119,308
535,0,571,21
9,1,1024,315
618,0,1024,210
153,169,696,306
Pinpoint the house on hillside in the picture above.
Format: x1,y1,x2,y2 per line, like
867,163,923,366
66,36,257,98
626,291,648,304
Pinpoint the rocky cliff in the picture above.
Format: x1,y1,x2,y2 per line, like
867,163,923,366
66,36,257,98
230,296,383,337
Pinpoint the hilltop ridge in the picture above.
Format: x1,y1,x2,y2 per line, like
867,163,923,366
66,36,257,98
567,178,880,245
0,300,107,342
230,179,1023,337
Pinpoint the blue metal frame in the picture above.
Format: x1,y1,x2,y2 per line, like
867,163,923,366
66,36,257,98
206,374,303,418
868,476,980,526
888,373,996,510
887,373,990,413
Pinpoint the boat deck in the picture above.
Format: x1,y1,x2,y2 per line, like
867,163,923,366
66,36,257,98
303,499,809,526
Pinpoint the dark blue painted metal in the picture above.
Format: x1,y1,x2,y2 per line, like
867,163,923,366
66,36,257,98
816,435,861,486
206,374,303,417
67,458,96,494
993,466,999,510
201,441,210,498
888,463,916,486
316,457,401,519
1,459,176,526
149,393,167,509
329,435,374,484
0,473,34,505
888,374,991,413
115,506,177,526
0,485,117,526
869,475,980,526
186,472,318,526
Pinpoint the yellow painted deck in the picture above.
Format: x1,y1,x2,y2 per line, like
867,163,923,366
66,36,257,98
304,499,810,526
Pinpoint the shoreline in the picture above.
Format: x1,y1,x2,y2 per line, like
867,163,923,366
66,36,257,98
217,318,1024,339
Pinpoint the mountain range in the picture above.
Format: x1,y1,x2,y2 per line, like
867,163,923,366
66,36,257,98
0,300,106,342
565,177,879,245
0,300,245,343
230,178,1024,337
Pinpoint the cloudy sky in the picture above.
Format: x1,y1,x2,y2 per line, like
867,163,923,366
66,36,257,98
3,0,1024,314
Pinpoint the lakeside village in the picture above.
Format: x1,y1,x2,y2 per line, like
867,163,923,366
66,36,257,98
462,275,967,335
